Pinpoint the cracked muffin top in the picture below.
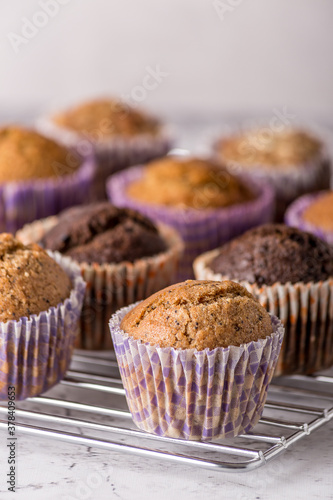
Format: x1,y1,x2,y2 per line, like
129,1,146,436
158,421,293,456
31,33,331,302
210,224,333,286
302,191,333,232
127,157,254,209
0,126,81,182
52,98,159,138
120,279,272,350
0,233,72,322
216,129,322,168
40,202,167,264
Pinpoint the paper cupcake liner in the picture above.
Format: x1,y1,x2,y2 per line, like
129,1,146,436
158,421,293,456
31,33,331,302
17,218,184,350
0,252,86,401
214,141,331,222
194,250,333,375
106,165,275,280
0,156,95,234
110,304,284,441
285,191,333,245
37,116,172,200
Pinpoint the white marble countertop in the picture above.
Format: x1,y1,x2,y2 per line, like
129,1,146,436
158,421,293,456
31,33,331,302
0,416,332,500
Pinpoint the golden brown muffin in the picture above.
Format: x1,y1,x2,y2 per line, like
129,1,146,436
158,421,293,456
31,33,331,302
0,233,72,322
217,129,321,169
0,126,80,182
121,279,272,350
52,98,159,138
127,157,254,209
302,191,333,231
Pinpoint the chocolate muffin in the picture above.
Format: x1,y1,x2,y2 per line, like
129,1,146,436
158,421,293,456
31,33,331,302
0,233,72,322
214,128,331,221
41,202,167,264
127,156,254,209
111,280,283,440
121,279,272,350
194,224,333,375
210,224,333,286
0,126,80,182
19,203,183,349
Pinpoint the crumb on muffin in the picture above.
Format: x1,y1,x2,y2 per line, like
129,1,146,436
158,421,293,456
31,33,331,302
120,279,272,350
0,126,81,182
0,233,72,322
126,157,254,209
52,98,159,138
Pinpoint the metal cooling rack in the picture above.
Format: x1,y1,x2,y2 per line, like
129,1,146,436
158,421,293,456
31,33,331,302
0,351,332,472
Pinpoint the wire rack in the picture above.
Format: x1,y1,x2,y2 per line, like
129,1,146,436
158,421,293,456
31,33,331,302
0,351,332,473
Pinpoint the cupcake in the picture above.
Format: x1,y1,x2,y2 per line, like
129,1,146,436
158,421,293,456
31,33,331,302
0,234,85,401
0,126,94,232
214,128,331,221
285,190,333,245
16,202,183,350
110,280,284,440
37,98,172,199
194,224,333,375
107,156,275,280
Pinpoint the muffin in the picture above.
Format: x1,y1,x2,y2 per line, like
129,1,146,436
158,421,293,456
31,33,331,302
214,128,331,221
285,190,333,245
194,224,333,375
37,98,172,199
16,202,183,349
0,126,94,232
0,234,85,400
107,156,275,279
110,280,284,440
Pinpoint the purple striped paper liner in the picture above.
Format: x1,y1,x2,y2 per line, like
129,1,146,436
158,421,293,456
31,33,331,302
285,191,333,245
16,218,184,350
109,304,284,441
213,138,331,222
0,156,95,234
37,116,173,199
106,165,275,280
0,252,86,401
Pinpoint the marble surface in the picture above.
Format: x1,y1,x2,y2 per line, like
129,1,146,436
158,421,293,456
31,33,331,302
0,417,332,500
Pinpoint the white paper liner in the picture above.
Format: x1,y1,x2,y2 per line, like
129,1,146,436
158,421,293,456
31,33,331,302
17,217,184,350
194,250,333,375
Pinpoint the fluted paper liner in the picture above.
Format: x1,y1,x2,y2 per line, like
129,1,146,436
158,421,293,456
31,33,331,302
0,252,86,401
37,116,172,199
17,218,184,350
285,191,333,245
107,165,275,280
194,250,333,375
110,304,284,441
213,136,331,221
0,157,95,233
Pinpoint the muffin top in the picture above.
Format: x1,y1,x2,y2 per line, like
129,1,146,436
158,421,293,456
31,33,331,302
216,129,321,168
210,224,333,286
41,202,167,264
120,279,272,350
302,191,333,232
0,234,72,322
52,98,159,138
127,157,254,209
0,126,80,182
